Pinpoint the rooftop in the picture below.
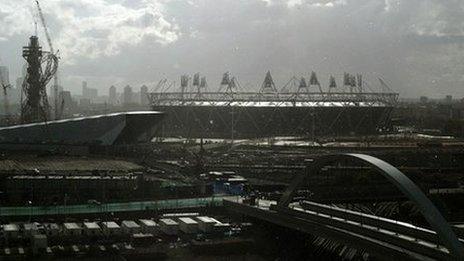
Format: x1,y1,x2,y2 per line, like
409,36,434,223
3,224,19,232
178,217,198,224
63,223,81,230
196,216,218,224
101,221,120,229
159,218,178,226
121,220,140,228
83,222,100,230
139,219,157,227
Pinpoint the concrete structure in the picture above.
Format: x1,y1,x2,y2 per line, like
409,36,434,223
178,217,199,234
0,111,164,146
3,224,19,239
224,153,464,261
31,234,48,254
63,223,82,236
213,222,230,233
196,216,217,232
278,153,464,259
121,220,141,234
158,218,179,235
139,219,158,234
101,221,121,236
83,222,101,236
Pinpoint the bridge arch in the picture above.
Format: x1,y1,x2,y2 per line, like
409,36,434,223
278,153,463,259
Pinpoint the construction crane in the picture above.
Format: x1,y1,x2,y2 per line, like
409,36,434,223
35,0,60,120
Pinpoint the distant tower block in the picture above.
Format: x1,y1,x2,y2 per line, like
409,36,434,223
123,85,133,105
260,71,277,93
109,85,117,105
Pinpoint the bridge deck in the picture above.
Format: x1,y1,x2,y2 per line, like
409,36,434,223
224,198,455,261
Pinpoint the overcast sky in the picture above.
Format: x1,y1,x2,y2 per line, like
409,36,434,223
0,0,463,98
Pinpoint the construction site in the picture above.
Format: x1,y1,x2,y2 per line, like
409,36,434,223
1,1,464,261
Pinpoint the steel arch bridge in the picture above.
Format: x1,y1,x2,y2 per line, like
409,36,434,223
277,153,464,259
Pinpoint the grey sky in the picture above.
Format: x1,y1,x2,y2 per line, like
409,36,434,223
0,0,463,98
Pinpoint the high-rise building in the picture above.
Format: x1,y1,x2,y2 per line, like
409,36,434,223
140,85,149,105
123,85,133,105
82,81,98,101
109,85,117,105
